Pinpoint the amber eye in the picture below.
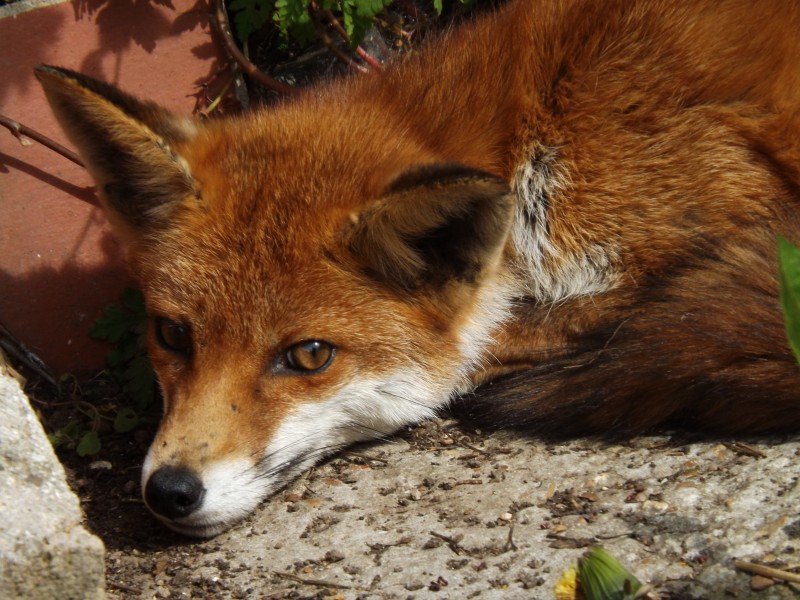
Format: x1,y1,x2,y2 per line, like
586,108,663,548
155,317,192,354
285,340,335,373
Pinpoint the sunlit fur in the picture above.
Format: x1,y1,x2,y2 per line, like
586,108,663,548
37,0,800,537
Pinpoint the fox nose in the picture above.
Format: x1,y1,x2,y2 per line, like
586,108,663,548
144,466,205,520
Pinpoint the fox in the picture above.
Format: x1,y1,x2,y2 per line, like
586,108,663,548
36,0,800,537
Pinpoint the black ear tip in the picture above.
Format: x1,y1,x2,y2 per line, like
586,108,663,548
34,64,57,81
34,65,78,86
35,65,94,87
35,64,63,77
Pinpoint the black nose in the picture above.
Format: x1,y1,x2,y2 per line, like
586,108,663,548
144,466,205,520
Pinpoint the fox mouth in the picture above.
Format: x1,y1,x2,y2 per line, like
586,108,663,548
156,513,240,538
143,477,271,538
141,455,274,538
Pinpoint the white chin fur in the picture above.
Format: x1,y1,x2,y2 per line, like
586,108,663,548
142,368,454,536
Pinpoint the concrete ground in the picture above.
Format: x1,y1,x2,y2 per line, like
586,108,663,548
90,419,800,599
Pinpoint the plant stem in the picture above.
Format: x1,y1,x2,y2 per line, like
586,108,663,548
308,4,369,73
315,4,383,70
0,322,57,389
0,113,84,167
210,0,297,96
201,73,236,115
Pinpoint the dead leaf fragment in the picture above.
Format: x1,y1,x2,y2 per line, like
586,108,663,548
750,575,774,591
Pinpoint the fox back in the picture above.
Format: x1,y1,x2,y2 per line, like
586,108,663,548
38,0,800,536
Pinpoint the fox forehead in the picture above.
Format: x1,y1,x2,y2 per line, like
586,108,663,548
185,98,435,213
132,104,460,342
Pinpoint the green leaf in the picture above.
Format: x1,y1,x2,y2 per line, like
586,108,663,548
433,0,443,14
118,341,141,365
122,354,155,410
779,236,800,364
286,9,316,48
274,0,305,36
106,348,124,369
121,287,146,315
90,288,156,409
578,546,641,600
76,431,102,457
89,305,135,343
114,407,140,433
355,0,391,18
334,0,391,47
62,419,80,440
230,0,274,42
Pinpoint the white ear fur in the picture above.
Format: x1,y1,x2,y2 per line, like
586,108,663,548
348,164,514,291
36,65,199,238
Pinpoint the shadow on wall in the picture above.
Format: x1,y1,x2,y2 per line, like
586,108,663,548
70,0,220,86
0,151,97,205
0,225,135,376
0,0,222,107
0,0,223,373
0,0,225,373
0,7,68,106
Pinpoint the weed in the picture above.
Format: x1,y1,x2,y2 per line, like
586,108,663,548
90,288,155,412
779,236,800,364
48,288,158,456
227,0,475,49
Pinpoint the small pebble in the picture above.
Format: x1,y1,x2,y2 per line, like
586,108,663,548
641,500,670,512
325,550,345,563
750,575,774,591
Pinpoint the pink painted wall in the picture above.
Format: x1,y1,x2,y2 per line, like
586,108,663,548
0,0,223,373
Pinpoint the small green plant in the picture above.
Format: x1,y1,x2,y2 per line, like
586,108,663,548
227,0,475,49
90,287,155,412
46,289,155,457
577,546,644,600
48,413,101,457
48,287,157,456
555,546,654,600
46,374,119,457
779,236,800,364
229,0,393,47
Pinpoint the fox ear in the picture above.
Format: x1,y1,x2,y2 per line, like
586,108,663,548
348,164,514,292
35,65,199,239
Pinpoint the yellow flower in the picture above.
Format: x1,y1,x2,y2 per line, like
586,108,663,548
554,566,581,600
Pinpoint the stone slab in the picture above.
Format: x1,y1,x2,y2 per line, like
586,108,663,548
0,372,105,599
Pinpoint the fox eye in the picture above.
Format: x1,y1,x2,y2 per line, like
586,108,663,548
155,317,192,354
285,340,335,373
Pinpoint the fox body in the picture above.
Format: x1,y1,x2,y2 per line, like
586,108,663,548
38,0,800,536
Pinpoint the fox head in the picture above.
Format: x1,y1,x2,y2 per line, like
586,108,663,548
36,66,515,536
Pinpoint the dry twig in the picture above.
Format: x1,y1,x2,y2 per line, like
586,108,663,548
308,4,369,73
273,570,351,589
0,113,84,167
734,560,800,584
314,3,383,70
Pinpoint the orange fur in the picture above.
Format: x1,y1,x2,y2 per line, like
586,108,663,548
37,0,800,536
